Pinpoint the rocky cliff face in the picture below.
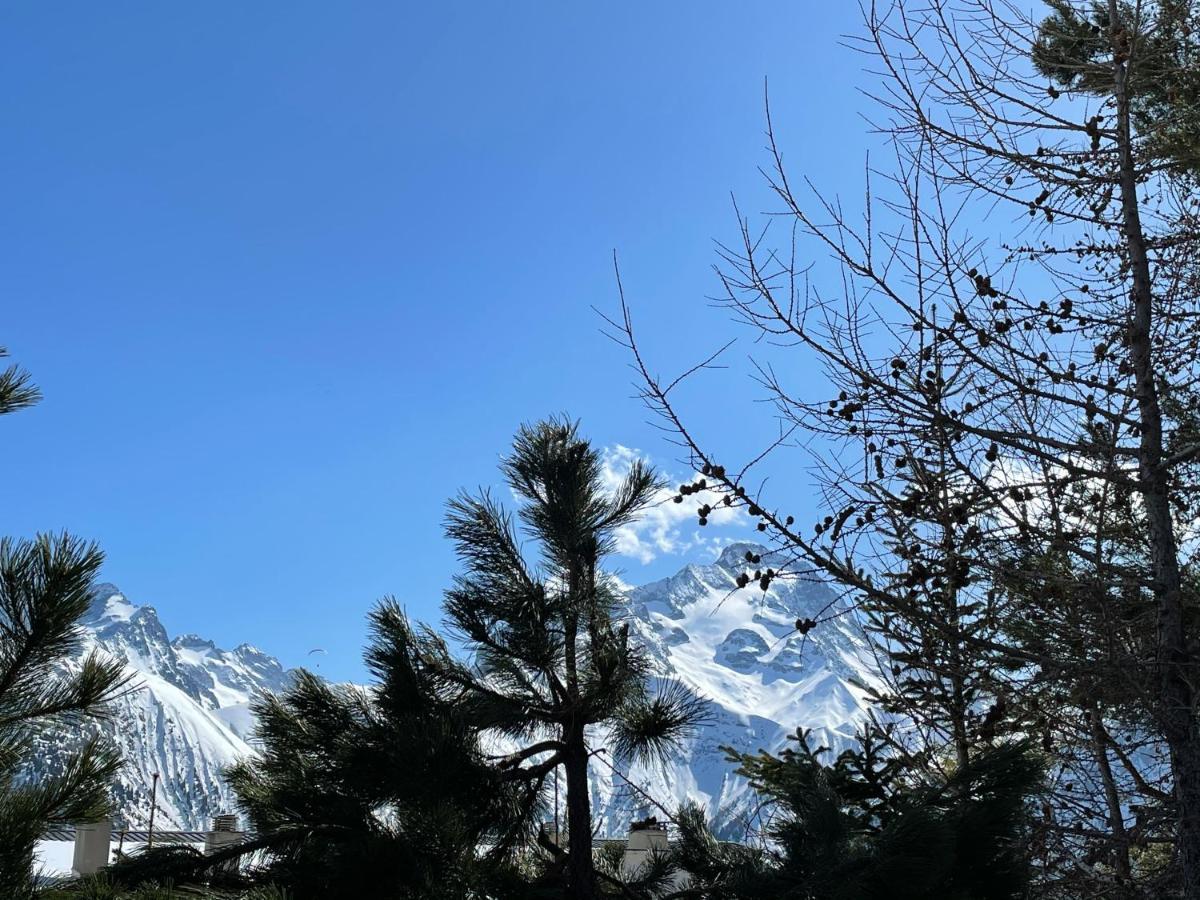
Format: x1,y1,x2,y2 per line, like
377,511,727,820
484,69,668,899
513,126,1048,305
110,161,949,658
24,545,881,835
22,584,293,830
590,542,880,837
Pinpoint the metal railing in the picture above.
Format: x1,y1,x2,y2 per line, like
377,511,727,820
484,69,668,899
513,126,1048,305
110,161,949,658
43,828,218,842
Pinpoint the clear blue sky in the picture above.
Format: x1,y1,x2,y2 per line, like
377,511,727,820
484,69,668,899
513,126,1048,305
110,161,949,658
0,2,874,681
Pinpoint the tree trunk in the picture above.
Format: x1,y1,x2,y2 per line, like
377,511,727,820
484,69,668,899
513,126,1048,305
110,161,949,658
1109,4,1200,893
562,720,597,900
949,663,970,771
1088,704,1132,892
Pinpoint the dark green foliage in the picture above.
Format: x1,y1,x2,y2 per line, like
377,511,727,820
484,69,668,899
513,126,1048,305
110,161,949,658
217,603,533,900
594,838,677,899
0,348,40,417
0,351,128,898
611,680,708,768
671,803,767,894
42,864,291,899
675,729,1044,900
432,418,704,898
436,419,703,760
0,347,40,416
105,845,208,889
1034,0,1200,175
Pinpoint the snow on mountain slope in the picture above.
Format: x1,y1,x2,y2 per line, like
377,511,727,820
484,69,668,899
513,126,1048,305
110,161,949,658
20,584,296,830
584,542,882,837
23,545,881,837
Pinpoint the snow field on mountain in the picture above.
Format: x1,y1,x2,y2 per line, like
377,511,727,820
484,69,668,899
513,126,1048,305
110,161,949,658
25,546,883,836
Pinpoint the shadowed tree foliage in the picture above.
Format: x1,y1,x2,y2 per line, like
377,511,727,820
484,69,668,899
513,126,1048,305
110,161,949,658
41,866,292,900
426,418,706,899
216,602,537,900
674,730,1044,900
0,348,128,898
1034,0,1200,177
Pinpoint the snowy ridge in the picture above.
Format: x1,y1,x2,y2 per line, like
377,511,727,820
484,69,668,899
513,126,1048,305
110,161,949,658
25,546,881,837
587,542,882,837
22,584,295,830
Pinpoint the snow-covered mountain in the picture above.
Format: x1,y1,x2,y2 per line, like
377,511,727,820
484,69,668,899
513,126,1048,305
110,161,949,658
22,584,294,830
591,542,881,837
25,544,881,836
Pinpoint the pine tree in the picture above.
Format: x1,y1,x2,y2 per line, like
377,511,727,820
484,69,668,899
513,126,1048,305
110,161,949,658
216,603,534,900
131,419,697,900
675,729,1044,900
0,348,127,897
429,418,705,899
1034,0,1200,178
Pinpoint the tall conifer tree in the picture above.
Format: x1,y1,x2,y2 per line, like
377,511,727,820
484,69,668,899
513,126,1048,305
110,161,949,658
432,418,704,899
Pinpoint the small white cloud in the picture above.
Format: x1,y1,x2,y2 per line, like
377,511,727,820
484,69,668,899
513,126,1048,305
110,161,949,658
607,572,636,596
600,445,747,564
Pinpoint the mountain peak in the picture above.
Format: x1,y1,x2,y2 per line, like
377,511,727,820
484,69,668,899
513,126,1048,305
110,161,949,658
92,581,122,599
83,583,136,625
40,557,876,838
173,634,217,651
713,542,772,570
29,584,294,830
609,543,878,837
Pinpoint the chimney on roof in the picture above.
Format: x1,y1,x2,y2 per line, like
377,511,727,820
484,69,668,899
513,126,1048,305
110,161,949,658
622,816,668,878
540,819,565,849
204,814,243,873
71,820,112,876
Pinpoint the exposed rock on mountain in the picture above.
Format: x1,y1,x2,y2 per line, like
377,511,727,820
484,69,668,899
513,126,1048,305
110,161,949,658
24,546,880,836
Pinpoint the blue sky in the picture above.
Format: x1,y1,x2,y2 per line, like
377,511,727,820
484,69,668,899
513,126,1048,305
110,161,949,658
0,3,874,680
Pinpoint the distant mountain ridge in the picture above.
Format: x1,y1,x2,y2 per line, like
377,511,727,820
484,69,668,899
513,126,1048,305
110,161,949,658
22,584,294,830
23,546,882,835
593,542,881,837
